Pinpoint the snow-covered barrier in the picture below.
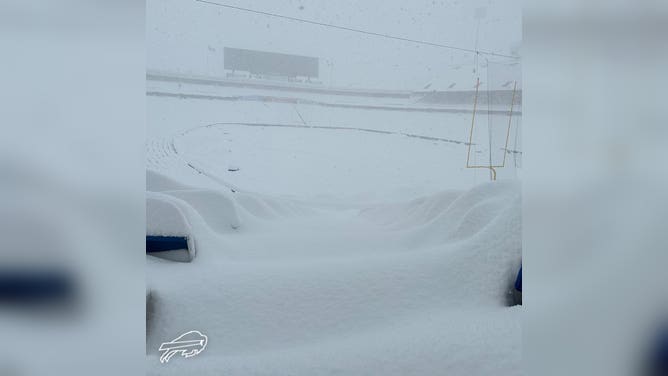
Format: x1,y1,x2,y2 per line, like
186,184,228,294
162,189,240,233
146,192,196,262
146,169,192,192
147,169,241,233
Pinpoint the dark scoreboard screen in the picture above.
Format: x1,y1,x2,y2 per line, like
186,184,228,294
224,47,319,78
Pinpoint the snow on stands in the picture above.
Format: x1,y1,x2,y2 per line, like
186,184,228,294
146,174,521,375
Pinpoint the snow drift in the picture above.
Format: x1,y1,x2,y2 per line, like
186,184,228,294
146,192,196,262
146,181,522,376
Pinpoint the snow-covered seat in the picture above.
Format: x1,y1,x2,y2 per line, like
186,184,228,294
146,192,196,262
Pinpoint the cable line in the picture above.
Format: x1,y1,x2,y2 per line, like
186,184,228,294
194,0,519,59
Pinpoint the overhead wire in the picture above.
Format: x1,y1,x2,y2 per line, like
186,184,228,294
194,0,520,60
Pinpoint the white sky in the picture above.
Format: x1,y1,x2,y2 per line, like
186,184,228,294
147,0,521,90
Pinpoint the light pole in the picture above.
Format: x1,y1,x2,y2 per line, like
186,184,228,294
325,59,334,88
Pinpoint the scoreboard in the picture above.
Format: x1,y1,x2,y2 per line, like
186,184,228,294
224,47,319,78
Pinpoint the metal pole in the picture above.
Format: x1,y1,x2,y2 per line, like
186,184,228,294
501,81,517,167
466,77,480,168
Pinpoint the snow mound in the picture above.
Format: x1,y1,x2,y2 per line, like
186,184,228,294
361,181,522,305
146,191,196,262
416,180,520,244
162,189,240,233
234,192,316,221
147,169,192,192
363,181,520,242
146,182,522,375
146,192,194,238
148,169,242,233
359,189,463,228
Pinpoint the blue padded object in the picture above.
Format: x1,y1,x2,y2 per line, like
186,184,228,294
146,236,189,253
514,267,522,292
